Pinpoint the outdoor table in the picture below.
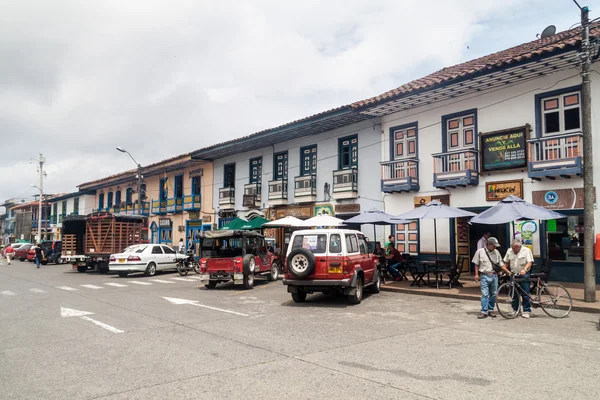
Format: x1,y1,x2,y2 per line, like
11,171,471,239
410,261,431,287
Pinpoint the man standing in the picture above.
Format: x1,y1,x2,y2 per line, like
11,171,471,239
503,239,534,319
33,243,44,269
477,232,491,250
472,237,509,319
5,244,14,265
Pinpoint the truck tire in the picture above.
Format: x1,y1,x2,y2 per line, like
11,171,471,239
268,263,279,281
98,263,109,274
77,265,87,273
291,291,307,303
243,273,254,289
242,255,256,275
286,249,316,279
145,262,157,277
205,281,217,289
371,270,381,293
348,276,363,305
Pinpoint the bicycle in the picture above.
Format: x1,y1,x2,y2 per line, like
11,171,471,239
496,274,573,319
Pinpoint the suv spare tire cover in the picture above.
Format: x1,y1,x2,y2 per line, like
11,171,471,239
286,248,316,279
242,254,255,275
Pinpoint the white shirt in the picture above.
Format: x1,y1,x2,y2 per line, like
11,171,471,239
472,248,502,273
178,242,184,252
503,246,534,274
477,237,488,250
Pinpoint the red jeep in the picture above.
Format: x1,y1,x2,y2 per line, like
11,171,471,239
199,230,279,289
283,229,380,304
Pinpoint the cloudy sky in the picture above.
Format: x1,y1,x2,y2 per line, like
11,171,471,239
0,0,586,203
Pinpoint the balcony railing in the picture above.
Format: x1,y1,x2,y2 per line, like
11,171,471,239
151,200,167,215
183,194,201,211
528,132,583,179
381,159,420,193
332,169,358,199
166,197,183,213
433,149,479,188
268,179,288,206
294,175,316,203
31,220,50,229
243,183,262,208
219,187,235,209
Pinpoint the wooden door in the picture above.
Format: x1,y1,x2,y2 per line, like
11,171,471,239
455,217,470,272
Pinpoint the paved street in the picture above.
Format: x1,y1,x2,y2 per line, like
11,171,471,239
1,258,599,400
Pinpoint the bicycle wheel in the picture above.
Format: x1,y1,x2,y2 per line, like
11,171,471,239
539,283,572,318
496,283,520,319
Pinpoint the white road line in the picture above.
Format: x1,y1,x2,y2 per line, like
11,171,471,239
171,277,196,282
187,276,203,280
81,284,104,290
104,283,129,288
80,316,124,334
150,279,174,284
56,286,78,291
163,297,249,317
1,290,16,296
29,288,47,293
128,281,152,285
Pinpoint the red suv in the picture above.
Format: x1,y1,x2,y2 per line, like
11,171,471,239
199,230,280,289
283,229,380,304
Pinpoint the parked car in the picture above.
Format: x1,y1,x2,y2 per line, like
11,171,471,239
15,244,33,261
27,241,58,265
1,243,24,257
108,244,185,277
283,229,380,304
198,230,279,289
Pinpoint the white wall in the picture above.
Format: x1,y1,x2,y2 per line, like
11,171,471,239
380,66,600,256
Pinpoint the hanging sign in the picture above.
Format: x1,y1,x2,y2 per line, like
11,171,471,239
158,218,172,228
480,125,529,172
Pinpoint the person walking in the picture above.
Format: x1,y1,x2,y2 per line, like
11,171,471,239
178,238,185,253
472,237,509,319
33,243,44,269
5,244,14,265
503,239,534,319
477,232,491,250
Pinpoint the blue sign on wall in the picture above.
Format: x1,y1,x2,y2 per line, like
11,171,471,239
544,191,558,205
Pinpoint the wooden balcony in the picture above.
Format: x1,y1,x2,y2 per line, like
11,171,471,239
268,179,288,206
151,200,167,215
243,183,262,208
166,197,183,213
294,175,316,203
219,187,235,210
433,149,479,188
183,194,201,211
528,133,583,180
332,169,358,199
380,159,420,193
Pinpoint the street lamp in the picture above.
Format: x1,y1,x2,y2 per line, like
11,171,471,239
116,147,144,216
30,153,46,242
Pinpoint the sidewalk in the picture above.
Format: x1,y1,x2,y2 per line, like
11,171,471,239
381,276,600,314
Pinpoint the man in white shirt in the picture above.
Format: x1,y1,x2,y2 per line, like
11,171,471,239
477,232,491,250
503,239,535,318
472,237,510,319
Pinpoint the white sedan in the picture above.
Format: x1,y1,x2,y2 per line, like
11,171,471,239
108,244,186,277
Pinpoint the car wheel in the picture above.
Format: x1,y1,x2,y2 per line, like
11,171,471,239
371,270,381,294
145,262,157,277
41,260,48,265
205,281,217,289
242,255,255,275
20,258,25,262
243,273,254,289
268,263,279,281
348,276,363,304
286,249,316,279
291,291,307,303
118,272,128,278
77,265,87,273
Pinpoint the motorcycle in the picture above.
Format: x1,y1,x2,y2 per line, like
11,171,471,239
176,251,200,276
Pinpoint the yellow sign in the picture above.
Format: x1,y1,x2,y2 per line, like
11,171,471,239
485,180,523,201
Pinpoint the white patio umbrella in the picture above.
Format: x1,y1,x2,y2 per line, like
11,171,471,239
298,214,346,227
262,216,304,227
392,200,476,261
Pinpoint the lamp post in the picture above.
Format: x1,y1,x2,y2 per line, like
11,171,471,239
30,153,46,242
116,147,144,216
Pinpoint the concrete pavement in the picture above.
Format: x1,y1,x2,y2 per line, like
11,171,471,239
1,257,599,399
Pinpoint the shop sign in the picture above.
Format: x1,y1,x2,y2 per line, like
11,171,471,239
188,211,199,220
480,125,529,172
514,221,536,253
188,168,203,178
314,203,334,216
532,188,596,210
485,179,523,201
158,218,172,228
414,194,449,207
335,204,360,213
274,206,313,219
202,215,212,223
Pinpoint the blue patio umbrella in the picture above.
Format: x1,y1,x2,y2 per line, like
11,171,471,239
345,209,409,242
469,195,567,224
392,200,476,261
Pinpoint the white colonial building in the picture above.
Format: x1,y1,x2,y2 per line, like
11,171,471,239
48,191,96,241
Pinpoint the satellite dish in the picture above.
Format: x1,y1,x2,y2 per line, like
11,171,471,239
540,25,556,39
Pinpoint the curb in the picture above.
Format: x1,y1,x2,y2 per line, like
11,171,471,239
381,285,600,315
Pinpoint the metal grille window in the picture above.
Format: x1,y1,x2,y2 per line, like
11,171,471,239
338,135,358,169
541,91,581,136
300,145,317,176
224,164,236,188
273,152,288,180
249,157,262,184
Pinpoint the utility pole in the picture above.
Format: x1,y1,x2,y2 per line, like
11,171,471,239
37,153,46,243
577,1,597,302
116,147,144,216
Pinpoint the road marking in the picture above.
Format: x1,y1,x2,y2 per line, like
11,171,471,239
1,290,16,296
150,279,174,284
128,281,152,285
81,284,103,290
162,297,249,317
104,283,129,288
61,307,124,334
29,288,47,293
56,286,78,291
187,276,203,280
171,277,196,282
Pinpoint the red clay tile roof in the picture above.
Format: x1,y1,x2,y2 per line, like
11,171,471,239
351,24,599,109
